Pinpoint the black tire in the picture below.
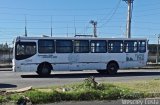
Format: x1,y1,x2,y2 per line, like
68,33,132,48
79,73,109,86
97,70,107,74
107,62,118,75
37,63,52,76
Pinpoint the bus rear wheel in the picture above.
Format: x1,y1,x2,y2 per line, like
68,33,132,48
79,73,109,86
107,62,119,75
37,63,52,76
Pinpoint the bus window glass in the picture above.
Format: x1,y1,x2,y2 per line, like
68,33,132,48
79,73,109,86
38,40,54,53
56,40,73,53
90,40,106,53
74,40,89,53
124,41,138,53
16,42,36,60
108,40,123,53
139,41,146,53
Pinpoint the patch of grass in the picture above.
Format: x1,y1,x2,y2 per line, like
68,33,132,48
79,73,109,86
61,90,102,101
37,88,53,93
1,78,160,104
24,90,61,104
0,96,6,103
154,78,160,80
8,94,22,102
114,80,160,93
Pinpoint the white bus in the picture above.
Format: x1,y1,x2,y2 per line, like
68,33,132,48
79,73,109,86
12,36,148,76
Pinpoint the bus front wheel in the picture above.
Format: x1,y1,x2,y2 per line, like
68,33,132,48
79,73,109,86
107,62,119,75
37,63,52,76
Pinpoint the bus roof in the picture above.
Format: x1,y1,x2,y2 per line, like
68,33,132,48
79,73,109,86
15,36,148,41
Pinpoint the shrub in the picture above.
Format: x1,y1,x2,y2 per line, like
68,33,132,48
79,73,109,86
0,96,5,103
103,87,122,100
9,94,22,102
75,90,101,100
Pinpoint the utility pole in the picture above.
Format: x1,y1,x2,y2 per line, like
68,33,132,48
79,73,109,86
74,16,77,36
123,0,134,38
90,20,97,37
25,15,27,37
156,34,160,64
67,24,68,37
51,16,53,37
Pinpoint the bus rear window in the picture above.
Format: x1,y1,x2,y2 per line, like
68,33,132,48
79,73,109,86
16,42,36,60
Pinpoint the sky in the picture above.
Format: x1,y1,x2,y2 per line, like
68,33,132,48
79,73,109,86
0,0,160,45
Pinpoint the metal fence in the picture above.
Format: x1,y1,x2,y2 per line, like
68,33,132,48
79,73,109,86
0,50,12,64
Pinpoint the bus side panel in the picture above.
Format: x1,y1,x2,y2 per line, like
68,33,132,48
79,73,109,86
68,63,106,70
126,53,147,68
105,53,126,69
68,53,126,70
53,64,69,71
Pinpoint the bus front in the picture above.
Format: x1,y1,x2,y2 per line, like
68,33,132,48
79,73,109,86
12,37,37,72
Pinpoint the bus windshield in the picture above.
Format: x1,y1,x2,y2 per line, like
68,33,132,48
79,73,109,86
15,42,36,60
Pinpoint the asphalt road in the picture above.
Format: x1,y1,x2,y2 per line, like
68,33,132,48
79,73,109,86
0,69,160,89
6,99,160,105
43,100,124,105
41,98,160,105
42,98,160,105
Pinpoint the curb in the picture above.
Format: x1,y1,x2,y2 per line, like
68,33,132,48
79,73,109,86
0,64,12,68
0,68,12,71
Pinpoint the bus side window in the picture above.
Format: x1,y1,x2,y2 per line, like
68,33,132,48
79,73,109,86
138,41,146,53
108,40,123,53
90,40,106,53
38,40,55,53
74,40,89,53
56,40,73,53
124,41,138,53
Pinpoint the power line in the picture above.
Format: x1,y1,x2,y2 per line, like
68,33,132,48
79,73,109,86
99,0,121,27
0,6,118,11
0,19,128,24
0,26,93,30
0,19,92,23
133,12,160,17
133,21,160,25
0,12,107,17
136,7,160,12
133,1,160,7
79,0,122,36
132,26,160,31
